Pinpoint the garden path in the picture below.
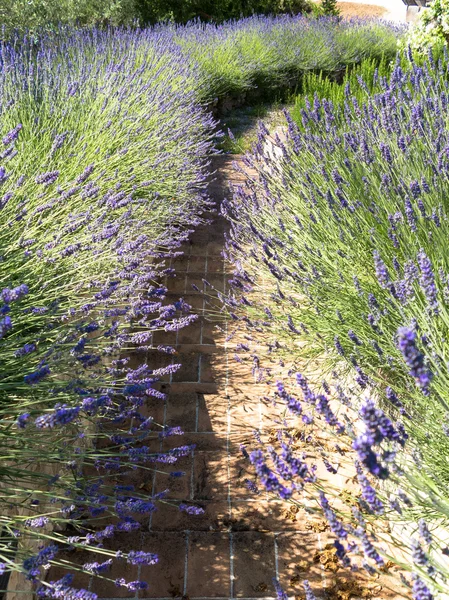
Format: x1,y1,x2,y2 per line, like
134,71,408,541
45,155,407,600
92,155,335,600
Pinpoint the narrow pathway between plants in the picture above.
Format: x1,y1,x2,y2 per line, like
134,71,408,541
87,155,334,600
45,155,406,600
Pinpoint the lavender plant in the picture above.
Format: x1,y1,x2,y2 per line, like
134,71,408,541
0,26,215,596
174,16,403,101
222,49,449,596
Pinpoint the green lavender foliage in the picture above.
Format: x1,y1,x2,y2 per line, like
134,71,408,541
223,50,449,492
292,54,392,119
222,50,449,595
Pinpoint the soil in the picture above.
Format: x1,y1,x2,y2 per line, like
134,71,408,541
337,1,387,18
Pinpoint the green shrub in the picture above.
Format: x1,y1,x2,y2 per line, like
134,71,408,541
320,0,340,16
135,0,314,25
0,0,139,32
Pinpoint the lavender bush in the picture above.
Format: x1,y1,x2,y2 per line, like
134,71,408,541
222,49,449,597
0,26,215,597
175,15,404,100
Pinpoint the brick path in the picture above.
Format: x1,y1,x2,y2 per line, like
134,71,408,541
44,155,407,600
79,155,332,600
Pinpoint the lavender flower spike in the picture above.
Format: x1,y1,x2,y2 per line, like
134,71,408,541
397,327,432,395
418,250,439,314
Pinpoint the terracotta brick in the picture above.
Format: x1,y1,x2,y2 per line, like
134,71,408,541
163,432,229,453
188,274,206,293
197,393,228,432
178,318,203,344
276,531,325,593
188,255,207,273
186,532,231,597
192,451,229,501
45,551,92,590
157,381,219,395
232,532,277,597
207,257,225,274
171,352,200,383
165,393,199,431
91,558,138,598
189,227,211,246
153,452,193,500
230,500,295,532
89,534,141,597
140,395,167,428
199,353,217,384
171,255,190,273
139,532,187,598
165,292,205,311
170,273,188,293
205,241,224,256
204,293,225,314
204,273,226,293
201,320,220,345
151,327,178,347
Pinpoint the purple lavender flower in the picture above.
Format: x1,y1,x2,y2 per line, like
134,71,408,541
250,450,293,499
36,574,98,598
23,544,59,580
0,315,12,339
411,538,428,566
418,250,438,314
35,171,59,185
348,330,362,346
334,540,351,567
303,580,317,600
373,251,390,289
1,284,28,303
419,519,432,545
116,580,149,591
410,180,421,199
361,532,384,567
319,492,347,539
397,327,432,395
179,503,205,515
405,197,417,232
272,578,288,600
334,336,345,356
25,517,49,528
126,551,158,565
14,343,36,357
35,405,80,428
24,365,51,385
355,462,384,514
412,574,434,600
83,559,113,574
2,124,22,146
16,413,30,429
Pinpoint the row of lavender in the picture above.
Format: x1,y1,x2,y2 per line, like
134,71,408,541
0,26,217,598
0,16,402,598
222,51,449,598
